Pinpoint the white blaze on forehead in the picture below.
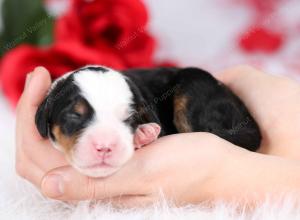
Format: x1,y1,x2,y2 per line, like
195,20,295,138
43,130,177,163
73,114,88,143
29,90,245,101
74,69,133,119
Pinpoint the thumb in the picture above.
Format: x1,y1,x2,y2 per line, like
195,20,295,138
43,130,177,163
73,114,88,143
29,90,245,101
41,166,97,201
41,162,147,201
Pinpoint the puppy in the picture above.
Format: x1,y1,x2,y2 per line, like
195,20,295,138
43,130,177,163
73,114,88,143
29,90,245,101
35,66,261,177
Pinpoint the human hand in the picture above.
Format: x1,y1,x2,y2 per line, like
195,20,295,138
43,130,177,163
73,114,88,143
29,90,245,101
218,66,300,158
18,65,300,207
15,67,68,187
41,132,241,206
16,66,243,207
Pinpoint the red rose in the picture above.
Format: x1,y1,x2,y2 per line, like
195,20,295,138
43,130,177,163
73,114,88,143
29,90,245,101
0,41,127,107
55,0,156,67
0,0,167,106
239,26,284,53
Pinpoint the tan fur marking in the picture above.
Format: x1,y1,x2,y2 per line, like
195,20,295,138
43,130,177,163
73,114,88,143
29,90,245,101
174,95,192,132
74,101,87,115
52,125,78,153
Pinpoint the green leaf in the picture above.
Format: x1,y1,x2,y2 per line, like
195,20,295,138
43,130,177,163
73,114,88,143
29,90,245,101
0,0,54,56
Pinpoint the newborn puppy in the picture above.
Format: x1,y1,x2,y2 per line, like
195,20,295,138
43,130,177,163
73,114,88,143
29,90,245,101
35,66,261,177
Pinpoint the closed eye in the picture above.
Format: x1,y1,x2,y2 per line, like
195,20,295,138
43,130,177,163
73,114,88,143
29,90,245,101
123,110,139,123
66,112,82,120
123,114,133,123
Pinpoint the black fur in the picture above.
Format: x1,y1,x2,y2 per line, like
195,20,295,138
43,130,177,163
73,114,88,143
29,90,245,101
77,66,109,73
123,67,179,135
123,67,261,151
35,74,94,140
124,77,163,134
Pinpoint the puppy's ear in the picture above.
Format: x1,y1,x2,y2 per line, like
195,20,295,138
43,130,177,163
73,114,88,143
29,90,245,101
125,78,161,125
35,97,51,138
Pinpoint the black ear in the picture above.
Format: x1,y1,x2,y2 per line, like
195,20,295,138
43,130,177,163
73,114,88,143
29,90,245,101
35,98,51,138
125,78,162,124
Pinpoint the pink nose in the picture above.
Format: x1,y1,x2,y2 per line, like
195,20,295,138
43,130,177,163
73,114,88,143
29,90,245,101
93,141,117,158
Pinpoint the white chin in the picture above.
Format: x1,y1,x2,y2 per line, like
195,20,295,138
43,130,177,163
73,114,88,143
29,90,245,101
74,165,121,178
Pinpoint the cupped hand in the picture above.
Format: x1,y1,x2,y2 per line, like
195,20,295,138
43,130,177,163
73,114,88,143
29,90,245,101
218,66,300,158
16,65,300,207
16,67,238,206
41,132,238,206
15,67,68,187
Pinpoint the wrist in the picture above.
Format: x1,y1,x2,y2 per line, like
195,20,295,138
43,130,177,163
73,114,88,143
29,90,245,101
208,147,300,204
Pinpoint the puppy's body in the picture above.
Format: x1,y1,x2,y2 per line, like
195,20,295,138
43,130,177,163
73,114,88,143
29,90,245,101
36,66,261,177
123,67,261,149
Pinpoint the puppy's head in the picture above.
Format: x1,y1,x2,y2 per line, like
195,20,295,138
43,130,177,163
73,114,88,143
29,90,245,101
36,66,160,177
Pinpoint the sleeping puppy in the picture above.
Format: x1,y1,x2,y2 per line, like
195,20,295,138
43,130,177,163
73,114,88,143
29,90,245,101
35,66,261,177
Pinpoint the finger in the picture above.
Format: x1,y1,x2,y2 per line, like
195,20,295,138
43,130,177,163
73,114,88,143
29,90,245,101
20,66,51,108
217,65,300,115
17,66,52,140
15,67,67,170
16,152,45,188
41,158,149,201
24,141,68,173
217,65,299,95
16,126,66,171
216,65,263,84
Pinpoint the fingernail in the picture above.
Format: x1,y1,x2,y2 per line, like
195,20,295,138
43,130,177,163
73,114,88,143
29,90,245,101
34,66,47,73
24,73,32,90
42,174,64,198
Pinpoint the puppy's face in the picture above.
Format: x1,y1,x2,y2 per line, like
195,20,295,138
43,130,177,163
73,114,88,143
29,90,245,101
36,66,160,177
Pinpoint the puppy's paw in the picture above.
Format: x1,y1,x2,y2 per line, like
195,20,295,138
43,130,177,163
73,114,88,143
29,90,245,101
134,123,161,149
